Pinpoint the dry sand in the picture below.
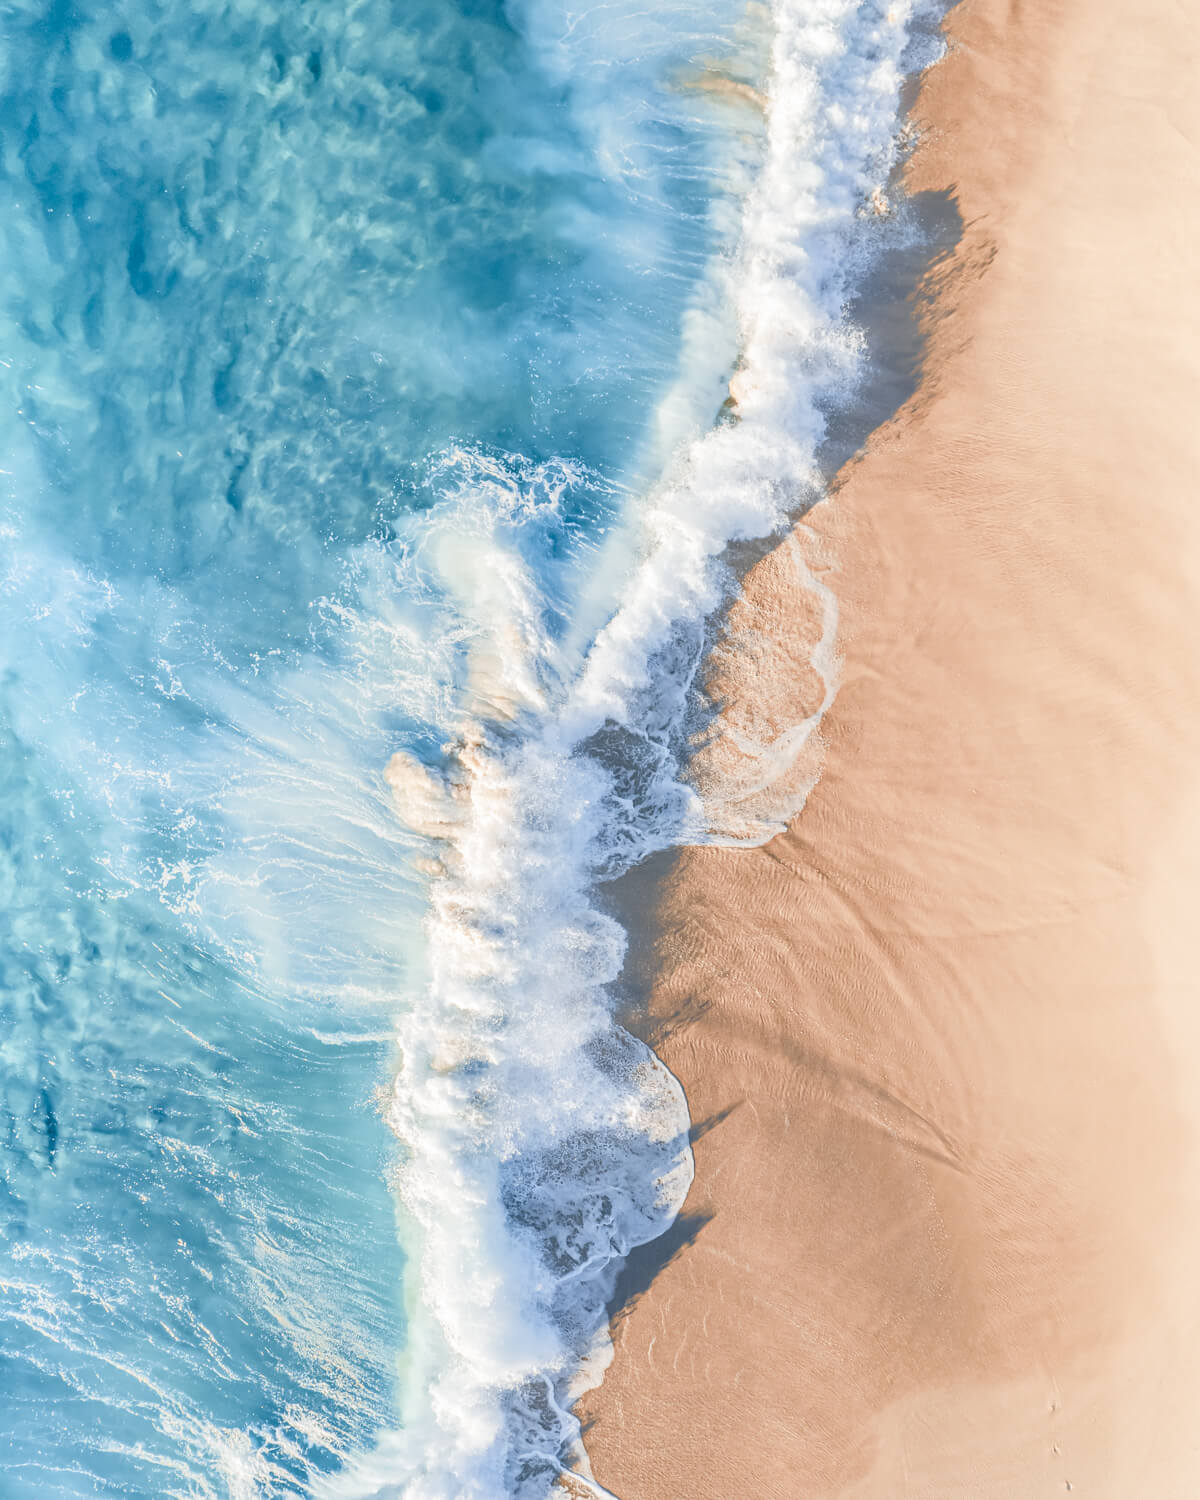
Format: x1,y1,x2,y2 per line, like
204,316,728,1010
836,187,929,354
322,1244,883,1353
578,0,1200,1495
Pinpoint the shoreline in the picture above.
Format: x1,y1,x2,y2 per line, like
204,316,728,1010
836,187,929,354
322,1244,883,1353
579,0,1200,1495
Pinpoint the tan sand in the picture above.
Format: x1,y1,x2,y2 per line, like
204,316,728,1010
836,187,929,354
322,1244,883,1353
578,0,1200,1496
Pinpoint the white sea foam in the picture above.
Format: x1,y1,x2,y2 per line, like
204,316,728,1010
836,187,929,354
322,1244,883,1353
325,2,944,1496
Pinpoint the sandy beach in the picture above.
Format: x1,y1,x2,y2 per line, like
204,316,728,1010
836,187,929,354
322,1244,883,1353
579,0,1200,1495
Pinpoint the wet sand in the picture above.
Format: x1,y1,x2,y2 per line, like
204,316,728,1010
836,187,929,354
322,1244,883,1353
579,0,1200,1495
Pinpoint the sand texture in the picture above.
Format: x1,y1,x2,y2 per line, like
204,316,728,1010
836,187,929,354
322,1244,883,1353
579,0,1200,1495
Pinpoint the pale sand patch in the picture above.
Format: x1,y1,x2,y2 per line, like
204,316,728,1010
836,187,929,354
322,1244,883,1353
578,0,1200,1495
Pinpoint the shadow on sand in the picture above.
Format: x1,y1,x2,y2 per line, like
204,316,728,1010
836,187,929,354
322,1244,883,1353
573,26,968,1446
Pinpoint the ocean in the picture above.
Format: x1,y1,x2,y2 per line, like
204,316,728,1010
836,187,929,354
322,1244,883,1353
0,0,937,1495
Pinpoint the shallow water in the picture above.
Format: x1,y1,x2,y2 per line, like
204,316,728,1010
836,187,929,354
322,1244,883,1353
0,0,936,1494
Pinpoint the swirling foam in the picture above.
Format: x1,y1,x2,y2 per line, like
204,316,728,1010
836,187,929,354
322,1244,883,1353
329,3,944,1495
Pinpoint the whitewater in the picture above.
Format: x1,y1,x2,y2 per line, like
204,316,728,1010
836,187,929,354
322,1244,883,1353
0,0,940,1496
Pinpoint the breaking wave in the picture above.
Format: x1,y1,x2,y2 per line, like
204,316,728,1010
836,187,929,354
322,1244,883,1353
0,0,942,1494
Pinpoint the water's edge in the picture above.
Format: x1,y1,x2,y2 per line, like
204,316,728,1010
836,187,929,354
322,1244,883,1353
366,5,950,1496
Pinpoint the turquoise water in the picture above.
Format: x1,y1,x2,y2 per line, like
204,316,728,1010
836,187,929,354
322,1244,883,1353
0,0,751,1493
0,0,935,1493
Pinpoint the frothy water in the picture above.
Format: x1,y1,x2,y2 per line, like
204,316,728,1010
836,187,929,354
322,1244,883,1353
0,0,939,1495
